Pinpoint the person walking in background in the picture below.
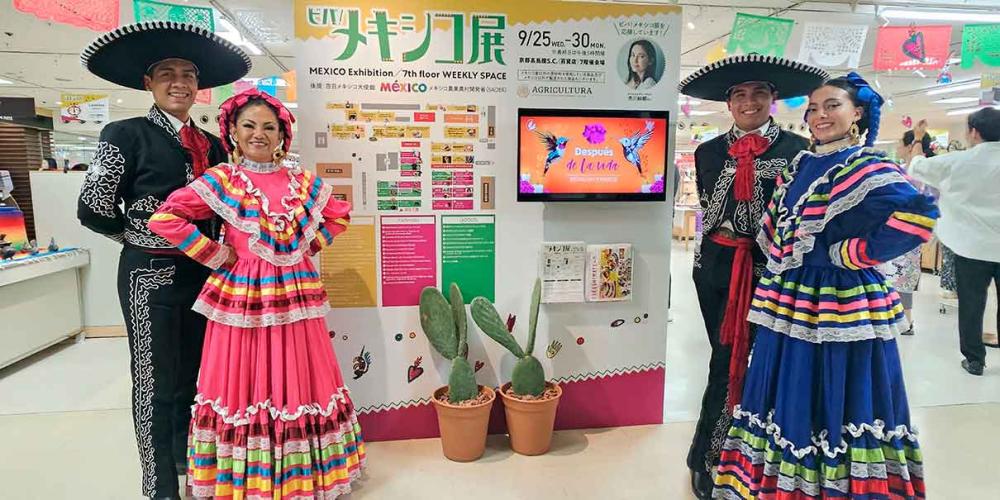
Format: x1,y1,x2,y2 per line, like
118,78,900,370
909,107,1000,376
878,135,936,336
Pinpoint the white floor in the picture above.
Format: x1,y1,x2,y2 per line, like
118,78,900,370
1,245,999,498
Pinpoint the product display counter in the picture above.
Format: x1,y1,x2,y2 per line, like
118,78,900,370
0,249,89,369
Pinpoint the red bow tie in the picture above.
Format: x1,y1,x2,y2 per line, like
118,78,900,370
727,133,770,202
180,124,211,178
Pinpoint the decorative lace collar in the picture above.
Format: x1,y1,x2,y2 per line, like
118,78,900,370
813,136,859,155
241,159,280,173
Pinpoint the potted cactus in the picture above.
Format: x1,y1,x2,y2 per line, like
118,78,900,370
419,283,495,462
471,278,562,455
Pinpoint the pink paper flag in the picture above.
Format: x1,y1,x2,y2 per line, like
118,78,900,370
13,0,119,31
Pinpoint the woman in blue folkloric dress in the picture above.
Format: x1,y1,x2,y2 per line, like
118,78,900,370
713,73,939,500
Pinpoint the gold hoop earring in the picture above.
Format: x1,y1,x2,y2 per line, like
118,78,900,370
230,144,242,165
849,123,861,143
272,140,286,163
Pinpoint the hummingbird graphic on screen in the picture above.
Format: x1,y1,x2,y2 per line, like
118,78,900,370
619,120,656,174
535,130,568,175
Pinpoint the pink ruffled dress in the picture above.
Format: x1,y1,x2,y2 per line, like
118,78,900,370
149,159,364,499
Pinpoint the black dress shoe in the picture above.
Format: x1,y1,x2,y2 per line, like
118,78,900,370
962,359,984,376
691,470,713,499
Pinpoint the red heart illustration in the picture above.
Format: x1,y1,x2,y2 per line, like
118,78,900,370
474,360,485,372
407,356,424,383
902,31,926,62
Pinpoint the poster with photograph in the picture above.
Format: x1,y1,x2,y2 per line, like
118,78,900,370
586,243,633,302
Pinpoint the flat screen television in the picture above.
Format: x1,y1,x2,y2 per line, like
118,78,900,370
517,108,669,202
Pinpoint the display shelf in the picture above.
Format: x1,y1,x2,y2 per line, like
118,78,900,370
1,248,89,369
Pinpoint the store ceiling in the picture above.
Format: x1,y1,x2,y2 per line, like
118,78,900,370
1,0,998,150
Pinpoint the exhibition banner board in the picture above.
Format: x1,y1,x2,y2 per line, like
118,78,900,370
297,0,678,440
874,25,952,71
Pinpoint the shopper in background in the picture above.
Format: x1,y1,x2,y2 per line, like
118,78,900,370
714,73,937,498
149,89,365,499
76,22,249,499
903,118,936,157
875,136,933,336
909,107,1000,376
38,157,58,171
677,55,828,499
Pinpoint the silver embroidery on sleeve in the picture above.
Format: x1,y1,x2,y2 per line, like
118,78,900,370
80,141,126,218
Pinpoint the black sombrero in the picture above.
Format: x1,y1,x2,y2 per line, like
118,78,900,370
678,54,829,102
81,21,251,90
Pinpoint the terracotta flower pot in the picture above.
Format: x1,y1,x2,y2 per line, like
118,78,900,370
498,381,562,456
430,385,496,462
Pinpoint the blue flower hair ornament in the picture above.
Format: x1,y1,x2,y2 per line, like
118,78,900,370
845,72,884,147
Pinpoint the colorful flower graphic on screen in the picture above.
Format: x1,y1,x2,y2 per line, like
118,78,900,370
582,123,607,144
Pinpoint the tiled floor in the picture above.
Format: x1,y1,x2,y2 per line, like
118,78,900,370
2,246,998,498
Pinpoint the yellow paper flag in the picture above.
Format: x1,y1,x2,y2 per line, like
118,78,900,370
707,43,728,64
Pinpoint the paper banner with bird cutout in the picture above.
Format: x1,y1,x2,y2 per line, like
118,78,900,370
727,13,794,58
874,25,952,71
961,24,1000,69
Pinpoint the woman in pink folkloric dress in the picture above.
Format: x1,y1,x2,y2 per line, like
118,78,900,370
148,89,365,499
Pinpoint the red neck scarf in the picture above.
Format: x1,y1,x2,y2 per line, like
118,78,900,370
180,124,211,178
727,132,771,202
